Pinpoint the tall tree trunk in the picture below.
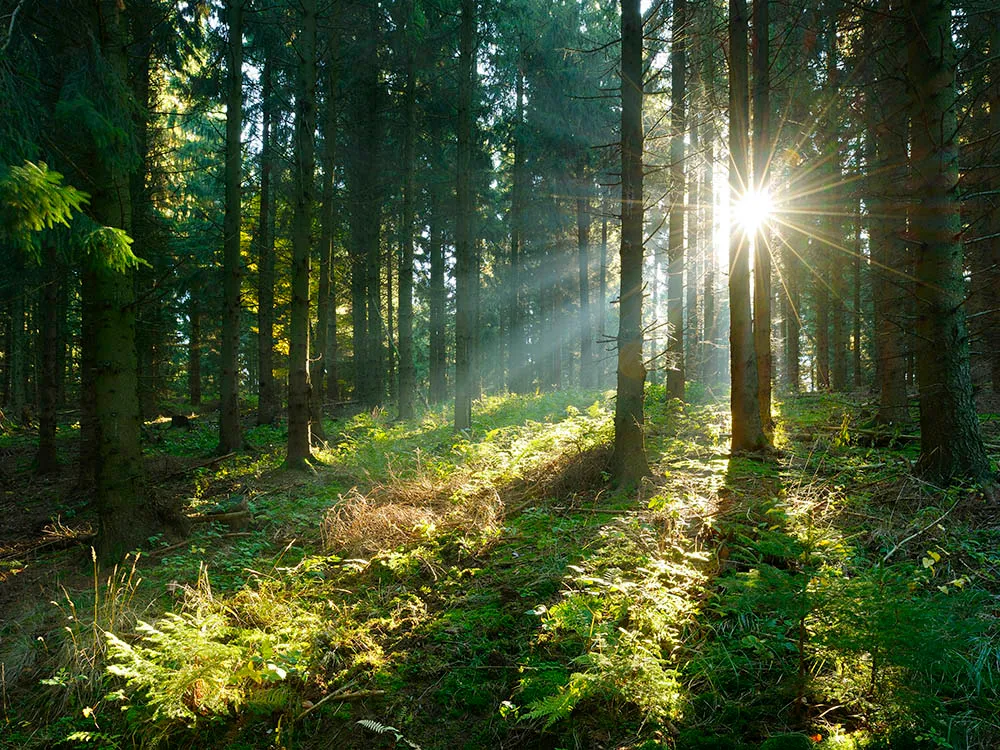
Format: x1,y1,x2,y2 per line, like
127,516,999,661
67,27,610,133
55,265,68,408
752,0,772,429
130,21,159,421
666,0,686,401
36,244,59,473
257,54,278,425
287,0,317,467
219,0,243,453
906,0,989,482
781,221,801,392
729,0,768,453
319,48,340,405
9,282,25,416
315,73,334,421
454,0,476,431
508,55,527,394
576,160,593,388
870,0,909,426
852,202,862,389
189,297,202,406
612,0,650,484
429,173,447,403
687,108,700,381
397,1,417,419
350,8,381,407
386,244,395,402
986,18,1000,392
599,197,609,384
701,130,717,385
91,0,156,560
364,41,383,407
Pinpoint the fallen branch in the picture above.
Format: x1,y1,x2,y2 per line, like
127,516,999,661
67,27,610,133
163,452,236,480
882,498,960,564
296,687,385,721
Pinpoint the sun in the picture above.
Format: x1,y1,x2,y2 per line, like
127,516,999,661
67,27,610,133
733,188,774,234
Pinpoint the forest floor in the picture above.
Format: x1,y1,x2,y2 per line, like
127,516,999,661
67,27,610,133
0,388,998,750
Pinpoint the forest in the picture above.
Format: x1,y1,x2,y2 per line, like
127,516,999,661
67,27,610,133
1,0,999,747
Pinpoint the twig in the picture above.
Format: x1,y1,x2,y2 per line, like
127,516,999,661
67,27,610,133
882,497,960,564
0,0,27,57
295,686,385,721
162,452,237,480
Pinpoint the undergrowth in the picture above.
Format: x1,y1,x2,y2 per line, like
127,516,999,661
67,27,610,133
1,389,998,749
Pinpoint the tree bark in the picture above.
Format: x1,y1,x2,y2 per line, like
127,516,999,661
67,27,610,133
189,297,201,406
319,46,340,404
219,0,243,453
397,0,417,419
666,0,686,401
781,218,801,392
576,160,593,389
852,202,862,389
315,70,335,420
612,0,650,484
870,0,909,426
752,0,772,429
454,0,476,431
287,0,317,468
701,129,717,385
91,0,157,560
428,166,447,403
508,55,527,394
986,18,1000,392
728,0,768,454
905,0,990,483
599,196,609,384
257,54,278,425
36,244,59,473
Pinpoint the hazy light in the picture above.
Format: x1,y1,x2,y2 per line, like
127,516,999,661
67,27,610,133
733,188,774,235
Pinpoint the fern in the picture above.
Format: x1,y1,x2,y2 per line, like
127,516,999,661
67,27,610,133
524,672,595,728
356,719,422,749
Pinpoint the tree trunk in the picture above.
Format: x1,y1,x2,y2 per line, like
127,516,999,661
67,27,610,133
219,0,243,453
728,0,768,454
9,282,26,416
454,0,476,431
189,297,202,406
666,0,686,401
576,160,593,389
364,43,384,408
257,54,278,425
599,197,609,384
315,71,335,421
319,45,340,405
92,0,156,561
906,0,990,483
36,244,59,474
752,0,771,429
687,108,700,381
508,56,527,394
701,130,717,385
870,0,909,426
429,170,447,403
781,225,801,392
852,202,862,389
397,2,417,419
986,18,1000,392
287,0,317,468
612,0,650,484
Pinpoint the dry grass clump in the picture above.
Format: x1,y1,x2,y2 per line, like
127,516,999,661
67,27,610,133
322,444,612,556
321,481,504,556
